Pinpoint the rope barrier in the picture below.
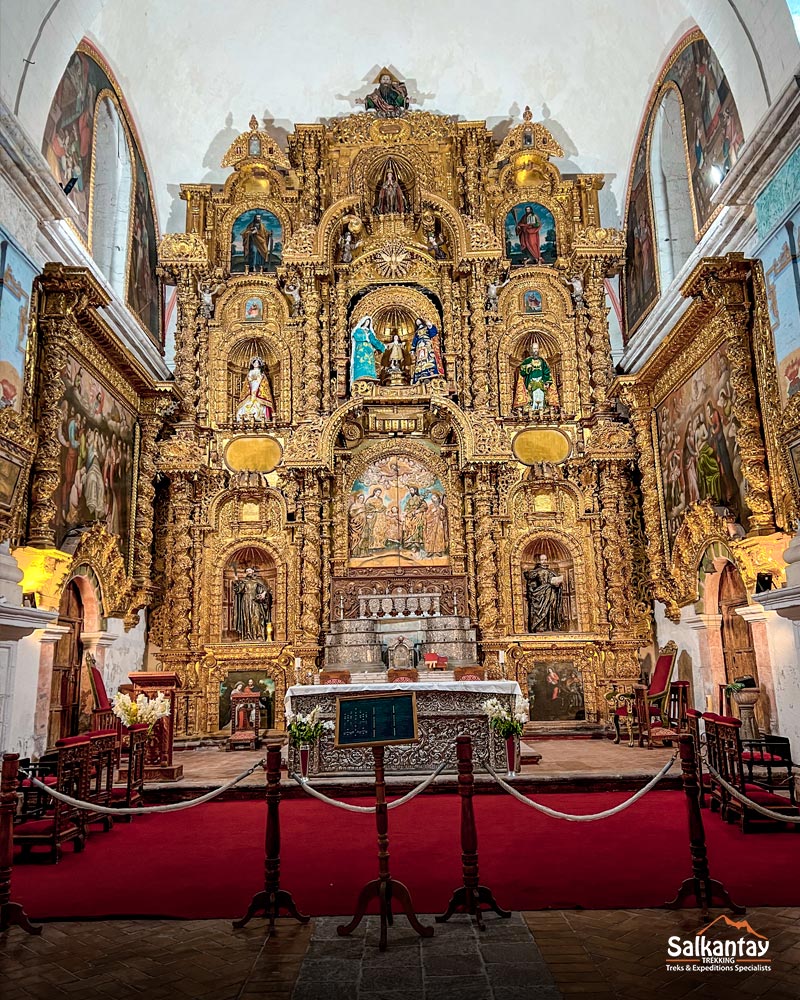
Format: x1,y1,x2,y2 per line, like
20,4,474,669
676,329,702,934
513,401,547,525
290,760,449,813
703,760,800,824
483,752,678,822
19,758,266,816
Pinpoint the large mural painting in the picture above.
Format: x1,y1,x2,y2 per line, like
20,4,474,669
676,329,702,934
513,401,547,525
624,32,744,336
761,202,800,406
348,455,450,569
42,45,161,344
56,356,136,559
0,231,37,411
656,343,747,545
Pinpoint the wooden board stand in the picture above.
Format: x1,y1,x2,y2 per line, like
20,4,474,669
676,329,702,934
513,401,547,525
234,743,308,933
665,735,744,917
337,745,433,951
437,735,509,928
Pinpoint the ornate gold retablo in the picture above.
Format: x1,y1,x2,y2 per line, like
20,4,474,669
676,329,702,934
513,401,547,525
512,428,571,465
224,435,283,473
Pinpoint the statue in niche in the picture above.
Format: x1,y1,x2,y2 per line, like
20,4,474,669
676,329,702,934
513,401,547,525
232,566,272,641
338,229,361,263
385,332,408,385
375,160,407,214
524,554,565,633
359,71,409,118
411,318,445,384
513,341,553,413
236,357,275,421
350,315,386,384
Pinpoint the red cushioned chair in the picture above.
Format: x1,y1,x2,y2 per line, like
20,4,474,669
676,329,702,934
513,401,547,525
17,752,59,821
87,729,118,833
110,723,149,820
741,736,797,805
712,715,799,832
612,645,676,744
14,737,90,862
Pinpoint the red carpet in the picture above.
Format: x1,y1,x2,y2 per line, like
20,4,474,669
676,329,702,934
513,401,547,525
12,791,800,919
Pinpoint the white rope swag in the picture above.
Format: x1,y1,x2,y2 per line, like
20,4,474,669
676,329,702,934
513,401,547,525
702,760,800,824
19,758,267,816
483,753,678,822
290,760,449,813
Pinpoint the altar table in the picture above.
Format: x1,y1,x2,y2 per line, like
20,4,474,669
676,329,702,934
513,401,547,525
285,680,522,776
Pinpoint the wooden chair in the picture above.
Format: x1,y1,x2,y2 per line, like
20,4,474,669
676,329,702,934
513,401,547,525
613,644,676,744
712,715,799,832
17,752,58,821
87,730,118,832
110,724,149,820
741,736,797,804
632,683,685,748
14,737,89,862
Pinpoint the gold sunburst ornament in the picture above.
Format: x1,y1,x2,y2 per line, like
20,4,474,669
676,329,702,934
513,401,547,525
375,239,411,278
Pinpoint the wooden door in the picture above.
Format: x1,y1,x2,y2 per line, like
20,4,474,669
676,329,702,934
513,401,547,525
47,582,84,747
718,562,764,728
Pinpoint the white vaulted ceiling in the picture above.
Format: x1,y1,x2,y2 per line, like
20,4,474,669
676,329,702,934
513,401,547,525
1,0,798,233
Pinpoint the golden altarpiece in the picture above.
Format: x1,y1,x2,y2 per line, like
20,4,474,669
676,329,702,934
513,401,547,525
148,103,658,737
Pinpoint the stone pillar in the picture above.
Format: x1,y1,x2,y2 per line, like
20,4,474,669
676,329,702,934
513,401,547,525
31,623,71,755
684,612,726,712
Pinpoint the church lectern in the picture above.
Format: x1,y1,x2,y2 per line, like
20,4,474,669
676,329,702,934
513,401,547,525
128,672,183,781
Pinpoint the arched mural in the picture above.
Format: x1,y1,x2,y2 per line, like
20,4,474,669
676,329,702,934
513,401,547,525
230,209,283,273
348,454,450,569
42,43,162,345
623,31,745,336
504,203,557,267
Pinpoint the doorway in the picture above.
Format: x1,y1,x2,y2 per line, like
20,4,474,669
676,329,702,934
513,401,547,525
47,581,84,747
718,561,763,729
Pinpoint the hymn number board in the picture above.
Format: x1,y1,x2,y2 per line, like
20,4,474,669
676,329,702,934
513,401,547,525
334,692,419,748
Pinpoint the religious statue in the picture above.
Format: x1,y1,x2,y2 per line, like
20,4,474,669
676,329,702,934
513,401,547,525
236,358,275,421
375,162,407,214
350,315,386,384
411,318,445,384
197,277,225,320
232,567,272,641
486,275,510,313
359,71,410,117
514,205,542,264
281,280,304,317
565,274,585,309
426,231,447,259
243,213,274,272
513,341,552,413
338,230,361,263
524,554,565,633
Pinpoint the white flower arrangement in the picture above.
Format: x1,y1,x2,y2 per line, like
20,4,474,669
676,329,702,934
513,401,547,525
112,691,171,736
286,705,334,747
482,696,525,739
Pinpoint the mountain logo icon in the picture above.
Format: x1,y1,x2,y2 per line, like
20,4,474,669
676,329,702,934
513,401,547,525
696,915,767,940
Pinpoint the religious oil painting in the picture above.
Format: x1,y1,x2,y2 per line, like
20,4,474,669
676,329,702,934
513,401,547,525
504,203,557,268
0,455,23,508
244,296,264,323
230,209,283,274
219,671,276,731
127,156,161,342
523,289,543,313
528,662,585,723
348,455,450,569
0,231,37,411
656,343,747,546
55,355,136,558
760,202,800,406
624,140,658,334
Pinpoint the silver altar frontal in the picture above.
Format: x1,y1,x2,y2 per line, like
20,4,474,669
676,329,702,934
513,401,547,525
285,681,523,776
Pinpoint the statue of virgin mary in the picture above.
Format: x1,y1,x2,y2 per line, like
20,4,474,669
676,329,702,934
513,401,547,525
236,357,274,421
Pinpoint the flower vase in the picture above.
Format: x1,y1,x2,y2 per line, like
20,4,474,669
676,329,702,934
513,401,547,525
299,744,311,780
505,735,517,779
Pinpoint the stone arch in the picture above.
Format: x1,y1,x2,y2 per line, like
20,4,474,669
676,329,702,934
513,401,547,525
63,567,105,632
508,528,593,634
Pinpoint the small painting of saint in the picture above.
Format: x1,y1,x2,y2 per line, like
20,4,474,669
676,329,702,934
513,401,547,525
505,203,557,267
244,297,264,323
230,209,283,274
523,290,543,313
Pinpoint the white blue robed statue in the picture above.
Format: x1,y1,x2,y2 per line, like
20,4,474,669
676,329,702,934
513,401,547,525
350,315,386,384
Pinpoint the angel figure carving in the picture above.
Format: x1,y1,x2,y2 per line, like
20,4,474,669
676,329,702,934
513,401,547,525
281,280,304,317
197,278,225,320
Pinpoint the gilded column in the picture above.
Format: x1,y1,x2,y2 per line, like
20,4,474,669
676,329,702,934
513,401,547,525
301,271,323,418
167,475,194,649
583,257,615,418
474,474,499,637
298,476,323,643
131,400,170,593
469,264,490,411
